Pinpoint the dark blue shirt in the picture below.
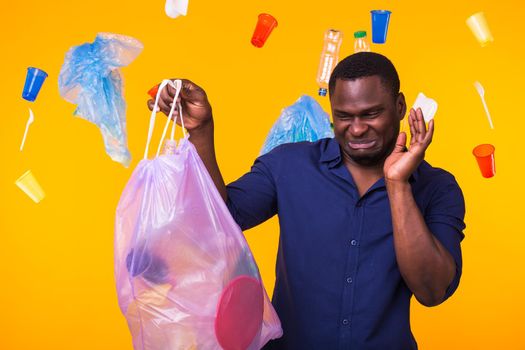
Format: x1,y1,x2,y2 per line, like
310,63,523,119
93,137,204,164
226,138,465,350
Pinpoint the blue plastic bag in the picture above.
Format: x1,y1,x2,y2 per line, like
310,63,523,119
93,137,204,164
59,33,143,167
260,95,334,155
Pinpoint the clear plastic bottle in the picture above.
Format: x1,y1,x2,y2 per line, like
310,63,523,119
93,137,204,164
354,31,370,53
316,29,343,97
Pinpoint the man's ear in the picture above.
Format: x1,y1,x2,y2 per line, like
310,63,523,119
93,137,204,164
397,92,407,121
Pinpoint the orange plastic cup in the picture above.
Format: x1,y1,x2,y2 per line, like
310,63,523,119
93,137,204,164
251,13,278,48
148,84,160,99
472,144,496,178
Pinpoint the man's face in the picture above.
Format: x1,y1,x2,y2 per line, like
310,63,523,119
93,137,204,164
330,76,406,167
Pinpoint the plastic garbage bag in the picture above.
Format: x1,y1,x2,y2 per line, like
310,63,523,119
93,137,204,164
115,80,282,350
59,33,143,167
260,95,334,155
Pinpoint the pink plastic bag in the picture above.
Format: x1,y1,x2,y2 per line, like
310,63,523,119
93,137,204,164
115,80,282,350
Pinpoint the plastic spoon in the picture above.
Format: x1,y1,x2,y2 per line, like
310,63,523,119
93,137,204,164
20,108,34,151
474,81,494,129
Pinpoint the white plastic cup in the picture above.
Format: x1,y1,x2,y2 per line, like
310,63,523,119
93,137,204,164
15,170,46,203
466,12,494,47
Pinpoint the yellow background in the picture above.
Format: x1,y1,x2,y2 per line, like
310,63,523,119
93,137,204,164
1,0,524,348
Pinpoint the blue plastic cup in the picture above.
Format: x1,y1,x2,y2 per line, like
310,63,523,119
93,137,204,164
22,67,48,102
371,10,392,44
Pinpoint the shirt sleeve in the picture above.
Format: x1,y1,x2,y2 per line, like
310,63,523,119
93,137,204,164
226,153,278,231
425,176,466,301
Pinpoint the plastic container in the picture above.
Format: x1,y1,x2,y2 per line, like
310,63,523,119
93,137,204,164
466,12,494,47
316,29,343,96
354,31,370,53
473,144,496,178
371,10,392,44
412,92,438,122
22,67,48,102
165,0,188,18
15,170,46,203
251,13,278,48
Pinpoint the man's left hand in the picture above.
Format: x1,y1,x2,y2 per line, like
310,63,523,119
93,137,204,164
383,108,434,183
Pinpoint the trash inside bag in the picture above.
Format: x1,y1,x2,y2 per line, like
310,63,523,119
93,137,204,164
59,33,143,167
260,95,334,155
115,80,282,350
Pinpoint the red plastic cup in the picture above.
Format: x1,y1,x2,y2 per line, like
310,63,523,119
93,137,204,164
472,144,496,178
251,13,278,48
148,84,160,99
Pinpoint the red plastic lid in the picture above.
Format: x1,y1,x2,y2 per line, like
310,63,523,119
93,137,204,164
215,275,264,350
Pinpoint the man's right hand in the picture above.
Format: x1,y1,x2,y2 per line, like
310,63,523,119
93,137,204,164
147,79,213,132
147,78,227,201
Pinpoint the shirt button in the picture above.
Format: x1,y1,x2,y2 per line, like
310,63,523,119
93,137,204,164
356,202,362,207
346,277,353,283
350,239,358,246
342,319,349,326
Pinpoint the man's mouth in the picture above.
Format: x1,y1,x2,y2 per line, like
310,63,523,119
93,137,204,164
348,140,377,150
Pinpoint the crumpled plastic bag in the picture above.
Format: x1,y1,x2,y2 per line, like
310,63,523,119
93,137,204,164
115,80,282,350
260,95,334,155
59,33,143,167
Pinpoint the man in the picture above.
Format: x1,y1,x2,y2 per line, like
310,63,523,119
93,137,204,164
148,52,465,349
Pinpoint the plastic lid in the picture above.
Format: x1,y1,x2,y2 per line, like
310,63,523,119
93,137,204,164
354,31,367,38
215,276,264,350
318,88,327,96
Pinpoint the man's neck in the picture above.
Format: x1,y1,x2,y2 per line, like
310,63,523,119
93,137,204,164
343,156,384,197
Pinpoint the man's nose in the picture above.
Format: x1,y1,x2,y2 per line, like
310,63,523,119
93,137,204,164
349,118,368,136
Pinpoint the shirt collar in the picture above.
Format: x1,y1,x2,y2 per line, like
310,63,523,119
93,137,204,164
319,138,342,166
320,138,420,183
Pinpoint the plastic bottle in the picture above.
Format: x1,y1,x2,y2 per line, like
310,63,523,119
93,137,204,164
316,29,343,97
354,31,371,53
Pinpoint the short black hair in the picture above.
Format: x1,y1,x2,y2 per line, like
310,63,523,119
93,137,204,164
328,52,400,98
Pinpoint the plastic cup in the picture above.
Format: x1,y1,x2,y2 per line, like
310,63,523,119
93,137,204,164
148,84,160,99
466,12,494,47
15,170,46,203
472,144,496,178
22,67,48,102
371,10,392,44
251,13,278,48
